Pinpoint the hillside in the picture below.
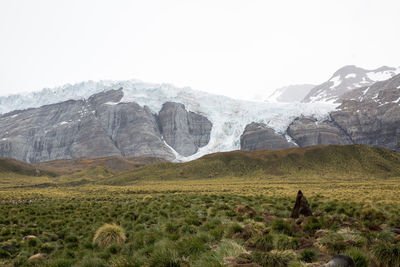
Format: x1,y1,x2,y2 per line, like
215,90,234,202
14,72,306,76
0,158,55,177
35,156,165,175
104,144,400,185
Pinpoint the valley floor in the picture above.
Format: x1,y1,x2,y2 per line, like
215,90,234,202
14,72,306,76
1,177,400,266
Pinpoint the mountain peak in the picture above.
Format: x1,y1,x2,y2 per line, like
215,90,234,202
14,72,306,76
303,65,400,103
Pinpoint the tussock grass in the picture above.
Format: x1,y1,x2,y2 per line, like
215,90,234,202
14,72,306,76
93,224,126,249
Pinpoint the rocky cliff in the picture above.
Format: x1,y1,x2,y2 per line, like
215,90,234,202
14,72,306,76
0,89,212,162
242,74,400,152
329,74,400,151
158,102,212,156
287,117,352,147
240,122,295,150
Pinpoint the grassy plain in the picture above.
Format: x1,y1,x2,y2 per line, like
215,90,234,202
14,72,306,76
1,145,400,266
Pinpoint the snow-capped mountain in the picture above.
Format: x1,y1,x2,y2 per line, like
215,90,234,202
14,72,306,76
266,84,315,103
0,80,337,162
302,65,400,103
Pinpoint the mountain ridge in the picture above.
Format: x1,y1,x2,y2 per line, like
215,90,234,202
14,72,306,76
303,65,400,103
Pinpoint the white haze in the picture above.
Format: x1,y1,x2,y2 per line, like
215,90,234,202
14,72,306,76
0,0,400,100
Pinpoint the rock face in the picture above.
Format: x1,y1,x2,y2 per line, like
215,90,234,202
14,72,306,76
158,102,212,156
0,89,212,162
303,65,399,103
287,117,352,147
240,122,295,150
330,74,400,152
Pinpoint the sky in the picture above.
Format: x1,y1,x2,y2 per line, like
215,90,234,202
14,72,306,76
0,0,400,100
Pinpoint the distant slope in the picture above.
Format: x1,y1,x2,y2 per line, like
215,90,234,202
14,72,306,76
303,65,400,103
0,158,55,177
267,84,315,103
104,144,400,185
35,156,165,175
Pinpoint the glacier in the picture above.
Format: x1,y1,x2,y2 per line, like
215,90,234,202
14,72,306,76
0,80,339,161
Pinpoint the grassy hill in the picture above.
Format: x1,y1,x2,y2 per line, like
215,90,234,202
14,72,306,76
35,156,165,175
0,158,56,177
104,145,400,185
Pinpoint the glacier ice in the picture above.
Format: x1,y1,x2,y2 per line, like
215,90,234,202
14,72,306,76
0,79,339,161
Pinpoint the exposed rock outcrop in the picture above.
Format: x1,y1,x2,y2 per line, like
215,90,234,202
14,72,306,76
303,65,399,103
240,122,295,150
0,89,212,162
158,102,212,156
330,74,400,152
287,117,352,147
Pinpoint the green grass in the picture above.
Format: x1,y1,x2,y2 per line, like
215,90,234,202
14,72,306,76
105,145,400,185
0,190,399,266
0,144,400,265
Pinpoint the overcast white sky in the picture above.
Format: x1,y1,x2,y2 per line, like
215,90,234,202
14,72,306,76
0,0,399,99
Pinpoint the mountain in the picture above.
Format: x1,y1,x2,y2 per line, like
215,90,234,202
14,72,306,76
303,65,400,103
1,68,400,163
245,73,400,153
103,145,400,185
266,84,315,102
0,80,336,162
0,89,212,162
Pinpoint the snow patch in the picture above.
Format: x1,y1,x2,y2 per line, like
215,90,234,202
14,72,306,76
59,121,68,125
393,97,400,103
329,75,342,89
367,70,396,82
345,73,356,79
104,101,120,106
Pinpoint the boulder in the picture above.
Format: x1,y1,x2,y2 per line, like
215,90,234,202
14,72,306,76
290,190,312,218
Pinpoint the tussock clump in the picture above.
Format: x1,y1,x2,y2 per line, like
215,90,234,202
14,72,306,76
372,242,400,267
252,250,297,267
346,248,370,267
93,223,126,249
299,248,318,263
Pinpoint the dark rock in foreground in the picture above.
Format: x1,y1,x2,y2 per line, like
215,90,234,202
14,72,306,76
291,190,312,219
